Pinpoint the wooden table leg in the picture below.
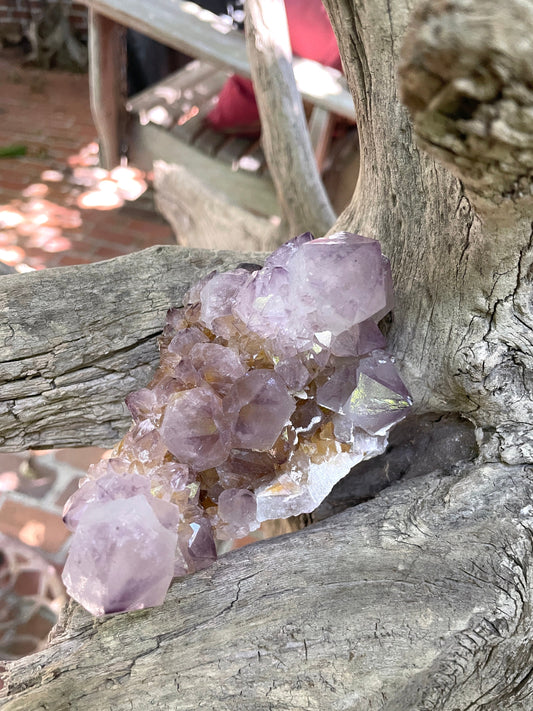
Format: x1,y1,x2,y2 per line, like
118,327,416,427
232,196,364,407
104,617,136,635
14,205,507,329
88,10,127,170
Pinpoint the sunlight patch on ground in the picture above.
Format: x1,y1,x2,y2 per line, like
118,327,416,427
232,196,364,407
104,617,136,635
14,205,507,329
0,143,149,271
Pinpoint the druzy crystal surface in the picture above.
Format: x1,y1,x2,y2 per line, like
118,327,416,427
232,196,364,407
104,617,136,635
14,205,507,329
63,232,411,615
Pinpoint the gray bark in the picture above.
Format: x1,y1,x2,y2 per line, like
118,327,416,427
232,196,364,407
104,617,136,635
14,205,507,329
324,0,533,463
245,0,336,237
0,246,263,452
3,461,533,710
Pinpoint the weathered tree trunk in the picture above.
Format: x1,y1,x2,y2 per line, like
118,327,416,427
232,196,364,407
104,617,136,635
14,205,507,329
2,0,533,708
324,0,533,463
3,461,533,710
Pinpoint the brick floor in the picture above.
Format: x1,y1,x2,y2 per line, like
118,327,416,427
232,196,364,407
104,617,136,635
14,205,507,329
0,42,173,560
0,46,175,272
0,500,70,554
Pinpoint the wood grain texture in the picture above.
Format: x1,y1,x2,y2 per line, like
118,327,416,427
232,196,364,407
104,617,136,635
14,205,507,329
88,11,126,169
245,0,336,238
1,3,532,709
129,123,280,219
324,0,533,463
0,246,264,452
3,461,533,710
399,0,533,201
153,161,283,252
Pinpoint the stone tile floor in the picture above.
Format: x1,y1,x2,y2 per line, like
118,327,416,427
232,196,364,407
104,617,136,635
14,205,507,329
0,46,176,662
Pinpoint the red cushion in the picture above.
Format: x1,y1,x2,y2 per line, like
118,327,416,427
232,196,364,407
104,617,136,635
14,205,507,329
207,0,341,133
285,0,342,72
207,75,261,135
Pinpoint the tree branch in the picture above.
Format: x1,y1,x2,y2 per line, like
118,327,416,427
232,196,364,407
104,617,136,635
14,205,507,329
0,246,263,451
3,461,533,709
245,0,336,237
321,0,533,462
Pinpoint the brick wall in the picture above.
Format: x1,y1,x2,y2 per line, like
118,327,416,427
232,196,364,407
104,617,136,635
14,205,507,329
0,0,88,39
69,1,89,32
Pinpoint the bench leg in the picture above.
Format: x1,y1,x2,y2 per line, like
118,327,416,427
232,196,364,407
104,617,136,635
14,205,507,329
308,107,336,174
88,10,127,170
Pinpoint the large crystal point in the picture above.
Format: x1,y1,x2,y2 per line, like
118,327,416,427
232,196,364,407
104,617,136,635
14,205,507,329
63,471,151,531
63,232,411,616
62,496,177,616
288,233,392,334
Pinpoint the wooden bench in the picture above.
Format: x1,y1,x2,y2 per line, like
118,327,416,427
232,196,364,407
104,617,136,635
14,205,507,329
78,0,356,248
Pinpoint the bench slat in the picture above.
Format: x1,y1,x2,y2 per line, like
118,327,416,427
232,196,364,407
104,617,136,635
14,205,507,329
193,126,229,156
126,59,218,114
129,121,280,218
79,0,356,121
216,135,257,165
238,139,268,175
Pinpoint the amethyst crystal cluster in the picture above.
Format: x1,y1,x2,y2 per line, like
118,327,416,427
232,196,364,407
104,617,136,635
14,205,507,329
62,232,411,615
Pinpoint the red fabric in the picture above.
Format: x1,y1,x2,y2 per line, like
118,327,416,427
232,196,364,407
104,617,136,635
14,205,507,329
207,75,261,136
285,0,342,72
207,0,341,133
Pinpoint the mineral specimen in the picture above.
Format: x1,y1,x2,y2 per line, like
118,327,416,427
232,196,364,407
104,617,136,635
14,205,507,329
62,232,412,615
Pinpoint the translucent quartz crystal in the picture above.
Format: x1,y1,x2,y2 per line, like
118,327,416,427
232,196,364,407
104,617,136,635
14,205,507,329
161,386,232,469
62,497,177,616
63,471,151,531
223,369,296,450
63,232,411,615
216,488,259,540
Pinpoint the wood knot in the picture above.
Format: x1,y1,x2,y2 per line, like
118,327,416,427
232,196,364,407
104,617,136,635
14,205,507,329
398,0,533,199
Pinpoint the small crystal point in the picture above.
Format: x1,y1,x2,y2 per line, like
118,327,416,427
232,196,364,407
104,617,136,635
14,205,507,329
199,269,250,331
338,353,412,436
330,319,386,358
316,358,359,413
216,488,259,540
185,518,217,571
189,342,246,395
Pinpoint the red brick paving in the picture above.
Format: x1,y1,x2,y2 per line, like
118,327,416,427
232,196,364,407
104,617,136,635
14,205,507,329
0,46,175,271
0,499,71,554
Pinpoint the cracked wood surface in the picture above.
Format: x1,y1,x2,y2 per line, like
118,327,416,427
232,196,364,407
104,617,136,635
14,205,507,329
399,0,533,201
0,245,263,452
3,461,533,710
323,0,533,463
1,1,533,708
